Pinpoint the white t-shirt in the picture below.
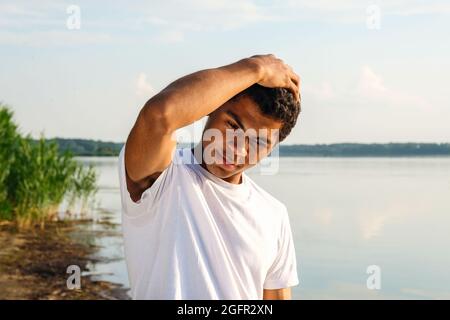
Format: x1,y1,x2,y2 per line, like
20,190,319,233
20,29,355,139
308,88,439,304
118,144,299,299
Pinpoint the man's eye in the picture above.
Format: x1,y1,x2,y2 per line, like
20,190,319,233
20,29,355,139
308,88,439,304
227,121,239,129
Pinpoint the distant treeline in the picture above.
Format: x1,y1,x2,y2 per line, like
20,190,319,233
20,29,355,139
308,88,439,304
279,143,450,157
42,138,450,157
43,138,122,156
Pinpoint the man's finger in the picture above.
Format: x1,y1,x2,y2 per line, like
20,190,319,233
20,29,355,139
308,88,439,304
289,70,300,87
288,80,299,102
293,73,301,88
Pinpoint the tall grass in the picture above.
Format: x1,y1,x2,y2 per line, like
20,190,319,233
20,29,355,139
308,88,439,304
0,104,98,228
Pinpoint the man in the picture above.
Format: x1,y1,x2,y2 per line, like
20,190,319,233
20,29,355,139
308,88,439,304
118,54,301,299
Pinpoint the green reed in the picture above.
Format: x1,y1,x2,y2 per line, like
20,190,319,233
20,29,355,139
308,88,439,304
0,104,98,228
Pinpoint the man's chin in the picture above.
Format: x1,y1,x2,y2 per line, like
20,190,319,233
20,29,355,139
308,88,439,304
206,163,238,178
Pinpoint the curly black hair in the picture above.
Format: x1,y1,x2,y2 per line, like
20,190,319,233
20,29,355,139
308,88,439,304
231,84,301,142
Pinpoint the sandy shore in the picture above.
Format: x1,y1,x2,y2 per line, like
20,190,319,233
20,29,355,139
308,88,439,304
0,220,130,300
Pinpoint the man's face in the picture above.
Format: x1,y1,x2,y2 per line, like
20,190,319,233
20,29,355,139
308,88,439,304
200,95,282,179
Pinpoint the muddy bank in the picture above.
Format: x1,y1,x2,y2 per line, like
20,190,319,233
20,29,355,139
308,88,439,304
0,220,130,300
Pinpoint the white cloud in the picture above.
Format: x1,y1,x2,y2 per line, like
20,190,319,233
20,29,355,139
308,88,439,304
275,0,450,22
358,65,388,95
387,2,450,16
0,3,43,17
134,0,282,39
0,30,113,46
2,0,449,46
357,65,430,110
136,73,156,97
306,65,430,111
0,0,279,45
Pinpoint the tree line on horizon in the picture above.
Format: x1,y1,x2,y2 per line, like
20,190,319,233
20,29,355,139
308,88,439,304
45,138,450,157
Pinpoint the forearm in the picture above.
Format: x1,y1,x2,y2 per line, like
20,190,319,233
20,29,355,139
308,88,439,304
263,288,292,300
140,57,263,132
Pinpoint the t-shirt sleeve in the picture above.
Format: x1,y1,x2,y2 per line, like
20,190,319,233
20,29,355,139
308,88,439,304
263,209,299,290
117,143,175,219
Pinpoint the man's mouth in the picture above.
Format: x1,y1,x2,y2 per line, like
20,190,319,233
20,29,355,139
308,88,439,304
216,151,237,170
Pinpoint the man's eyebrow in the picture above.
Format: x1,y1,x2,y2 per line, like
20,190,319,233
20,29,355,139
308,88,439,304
225,110,273,145
225,110,246,131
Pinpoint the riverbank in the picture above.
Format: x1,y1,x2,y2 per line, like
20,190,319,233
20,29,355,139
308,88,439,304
0,219,130,300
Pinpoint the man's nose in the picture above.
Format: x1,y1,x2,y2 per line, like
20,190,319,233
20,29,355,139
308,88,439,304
226,137,247,158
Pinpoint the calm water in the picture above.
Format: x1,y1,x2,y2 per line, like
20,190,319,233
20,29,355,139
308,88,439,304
77,156,450,299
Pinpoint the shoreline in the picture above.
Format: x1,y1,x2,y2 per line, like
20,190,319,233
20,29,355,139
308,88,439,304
0,219,130,300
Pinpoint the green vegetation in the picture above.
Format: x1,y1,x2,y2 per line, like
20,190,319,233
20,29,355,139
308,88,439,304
47,138,122,156
0,105,98,228
280,143,450,157
44,139,450,157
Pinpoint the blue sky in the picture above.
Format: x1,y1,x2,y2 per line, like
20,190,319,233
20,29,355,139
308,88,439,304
1,0,449,144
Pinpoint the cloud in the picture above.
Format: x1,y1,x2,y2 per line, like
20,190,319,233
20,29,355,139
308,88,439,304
0,2,61,28
0,3,44,17
0,0,280,45
2,0,449,47
305,65,430,111
0,30,113,46
134,0,283,43
357,65,430,110
136,73,156,97
273,0,450,23
387,2,450,16
358,65,388,95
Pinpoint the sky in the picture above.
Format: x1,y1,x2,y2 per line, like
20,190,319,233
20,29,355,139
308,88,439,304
0,0,449,144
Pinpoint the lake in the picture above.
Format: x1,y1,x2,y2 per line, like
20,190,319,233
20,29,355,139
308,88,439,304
77,155,450,299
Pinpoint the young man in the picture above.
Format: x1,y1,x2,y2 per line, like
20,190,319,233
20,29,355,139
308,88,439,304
118,54,301,299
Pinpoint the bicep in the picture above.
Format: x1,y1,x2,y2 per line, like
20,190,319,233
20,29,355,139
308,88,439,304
263,288,292,300
125,105,176,184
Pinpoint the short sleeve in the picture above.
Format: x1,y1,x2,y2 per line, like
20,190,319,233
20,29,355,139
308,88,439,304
263,210,299,289
117,143,175,219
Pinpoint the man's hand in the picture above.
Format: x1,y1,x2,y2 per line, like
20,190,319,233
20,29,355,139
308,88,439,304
249,54,301,102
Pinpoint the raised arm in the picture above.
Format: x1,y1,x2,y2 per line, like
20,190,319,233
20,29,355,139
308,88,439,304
124,54,300,201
